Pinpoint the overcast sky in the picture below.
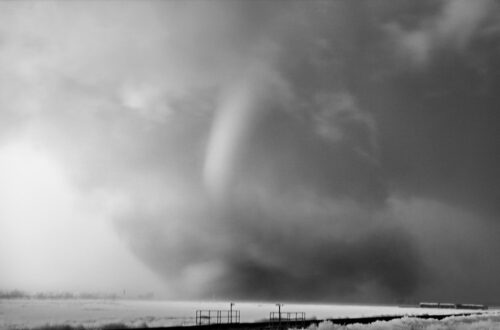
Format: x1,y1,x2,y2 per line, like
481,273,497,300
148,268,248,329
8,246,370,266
1,0,500,304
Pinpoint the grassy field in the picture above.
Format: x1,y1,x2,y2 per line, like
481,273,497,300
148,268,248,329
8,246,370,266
1,299,495,330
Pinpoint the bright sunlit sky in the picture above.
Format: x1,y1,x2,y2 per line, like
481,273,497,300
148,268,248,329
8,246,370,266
0,140,166,295
1,1,500,303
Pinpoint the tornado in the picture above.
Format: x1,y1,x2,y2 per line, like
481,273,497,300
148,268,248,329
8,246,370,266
203,67,288,201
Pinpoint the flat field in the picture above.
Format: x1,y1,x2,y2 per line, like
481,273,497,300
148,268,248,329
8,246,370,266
1,299,491,329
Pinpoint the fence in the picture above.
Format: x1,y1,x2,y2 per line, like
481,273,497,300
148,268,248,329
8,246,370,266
269,312,306,328
195,309,241,325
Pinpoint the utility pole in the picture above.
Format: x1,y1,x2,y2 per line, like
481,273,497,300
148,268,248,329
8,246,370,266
230,302,235,323
276,303,283,323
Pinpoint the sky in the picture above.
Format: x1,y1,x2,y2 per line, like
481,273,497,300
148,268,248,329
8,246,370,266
0,0,499,304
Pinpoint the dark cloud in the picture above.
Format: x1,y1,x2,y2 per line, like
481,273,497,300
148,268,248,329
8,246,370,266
115,95,422,301
113,0,500,303
369,28,500,217
213,217,421,302
117,189,423,302
2,0,500,303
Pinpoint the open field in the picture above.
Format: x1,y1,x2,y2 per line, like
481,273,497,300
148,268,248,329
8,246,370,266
1,299,496,329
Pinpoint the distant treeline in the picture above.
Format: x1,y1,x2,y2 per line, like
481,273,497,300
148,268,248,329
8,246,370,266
0,289,119,300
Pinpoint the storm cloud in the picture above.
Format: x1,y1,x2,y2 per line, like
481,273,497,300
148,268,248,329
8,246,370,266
1,0,500,303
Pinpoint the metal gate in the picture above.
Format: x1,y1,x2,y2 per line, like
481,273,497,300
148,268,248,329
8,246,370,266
196,309,241,325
